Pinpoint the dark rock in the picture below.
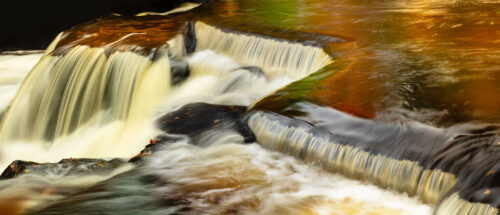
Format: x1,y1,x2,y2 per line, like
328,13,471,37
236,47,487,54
0,160,39,179
153,46,190,86
130,103,255,162
156,102,255,144
0,158,126,180
129,135,186,162
170,60,190,85
431,133,500,208
183,21,197,54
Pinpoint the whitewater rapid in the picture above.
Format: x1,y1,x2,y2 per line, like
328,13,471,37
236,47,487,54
0,50,433,215
0,49,293,170
145,136,432,215
0,52,43,114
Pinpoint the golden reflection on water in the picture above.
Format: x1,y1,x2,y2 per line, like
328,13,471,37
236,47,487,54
310,0,500,124
0,199,23,215
203,0,500,124
394,0,500,123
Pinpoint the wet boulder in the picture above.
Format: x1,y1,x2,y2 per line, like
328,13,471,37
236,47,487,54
183,21,197,54
130,103,255,162
430,133,500,209
129,135,186,162
0,160,39,179
0,158,126,180
156,102,255,143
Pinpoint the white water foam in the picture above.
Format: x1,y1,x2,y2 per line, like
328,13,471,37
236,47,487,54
0,53,43,113
0,49,293,170
0,25,436,215
195,22,332,79
156,50,293,114
146,134,432,215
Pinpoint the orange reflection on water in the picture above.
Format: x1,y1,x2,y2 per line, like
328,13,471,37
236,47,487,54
311,47,385,119
299,0,500,124
54,16,187,55
400,0,500,123
0,198,24,215
45,0,500,124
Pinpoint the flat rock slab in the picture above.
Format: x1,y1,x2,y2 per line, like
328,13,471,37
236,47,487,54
0,158,126,180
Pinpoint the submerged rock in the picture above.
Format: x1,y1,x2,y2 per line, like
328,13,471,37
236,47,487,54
27,168,163,215
234,66,265,77
0,158,126,180
170,60,190,85
435,133,500,209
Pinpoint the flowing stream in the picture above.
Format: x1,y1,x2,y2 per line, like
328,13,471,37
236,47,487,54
0,1,498,214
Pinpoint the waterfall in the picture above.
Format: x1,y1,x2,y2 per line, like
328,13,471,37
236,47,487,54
0,52,43,115
246,111,499,215
1,0,498,214
0,20,334,145
0,44,178,170
435,193,498,215
246,112,457,204
0,21,307,169
194,22,333,79
0,46,171,142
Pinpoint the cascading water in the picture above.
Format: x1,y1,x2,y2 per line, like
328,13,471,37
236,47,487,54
0,26,432,215
0,46,171,142
0,19,328,149
194,22,333,79
246,112,457,204
1,1,498,214
0,46,176,169
246,109,499,215
0,52,43,115
141,140,432,215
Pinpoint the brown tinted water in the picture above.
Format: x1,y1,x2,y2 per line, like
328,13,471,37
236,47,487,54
209,0,500,125
0,1,498,214
49,0,500,126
